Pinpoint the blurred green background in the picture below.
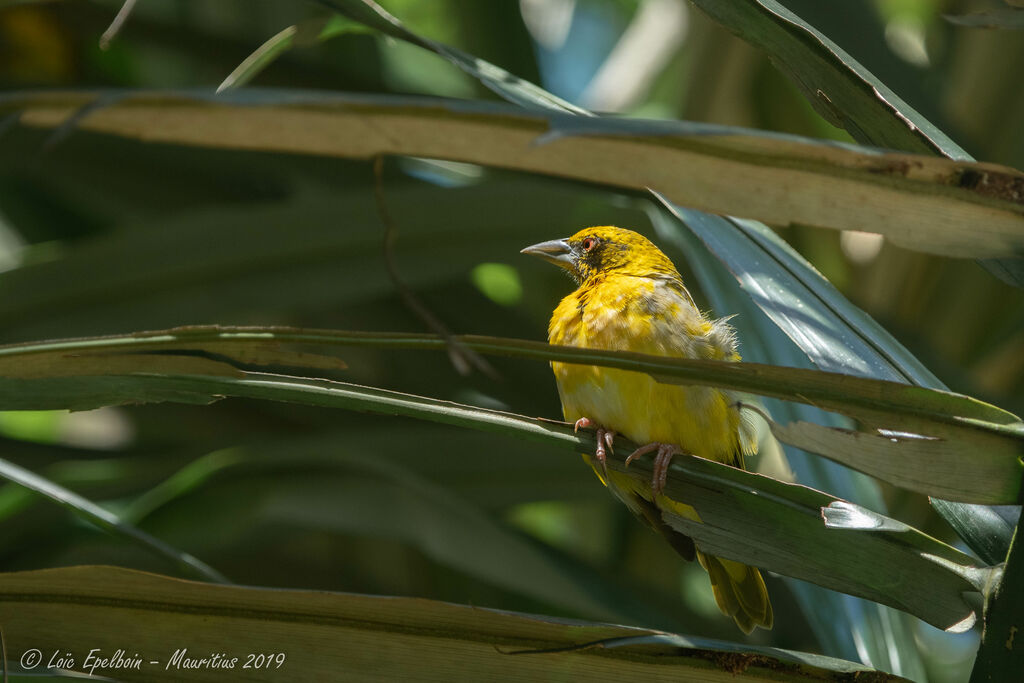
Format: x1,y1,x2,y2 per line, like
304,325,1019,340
1,1,1022,681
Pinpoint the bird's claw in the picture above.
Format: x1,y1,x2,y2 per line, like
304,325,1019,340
574,417,615,477
625,442,685,497
573,417,594,433
595,428,615,459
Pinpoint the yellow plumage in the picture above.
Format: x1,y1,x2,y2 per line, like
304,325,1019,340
523,225,773,634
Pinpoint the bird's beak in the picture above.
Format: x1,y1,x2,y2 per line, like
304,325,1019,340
521,238,574,269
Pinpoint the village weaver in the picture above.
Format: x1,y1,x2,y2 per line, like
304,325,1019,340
522,226,772,633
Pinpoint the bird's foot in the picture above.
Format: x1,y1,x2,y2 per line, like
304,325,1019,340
574,417,615,476
624,443,685,496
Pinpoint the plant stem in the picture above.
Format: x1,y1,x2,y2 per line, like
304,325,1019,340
970,516,1023,682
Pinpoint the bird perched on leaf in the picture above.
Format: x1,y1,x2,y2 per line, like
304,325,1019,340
522,226,772,633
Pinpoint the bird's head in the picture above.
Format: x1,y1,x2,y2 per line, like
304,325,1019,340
521,226,679,284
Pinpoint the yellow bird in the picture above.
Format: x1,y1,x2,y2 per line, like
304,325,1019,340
522,225,772,633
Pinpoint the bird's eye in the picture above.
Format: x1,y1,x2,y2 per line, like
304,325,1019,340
582,237,598,251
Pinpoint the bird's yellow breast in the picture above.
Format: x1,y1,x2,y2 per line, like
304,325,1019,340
549,274,747,465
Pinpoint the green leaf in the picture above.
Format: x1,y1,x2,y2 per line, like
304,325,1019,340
755,409,1020,504
0,565,900,681
9,327,1022,427
929,501,1019,567
654,201,932,382
0,175,639,342
0,357,999,629
6,669,115,682
686,0,1024,286
0,455,225,583
652,204,1024,505
310,0,590,115
5,90,1024,260
686,0,965,157
944,10,1024,29
2,327,1021,503
217,15,373,92
652,211,927,676
653,199,1020,562
120,444,679,628
648,456,986,632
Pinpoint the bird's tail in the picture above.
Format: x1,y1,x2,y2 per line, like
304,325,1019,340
585,455,773,633
697,551,773,634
